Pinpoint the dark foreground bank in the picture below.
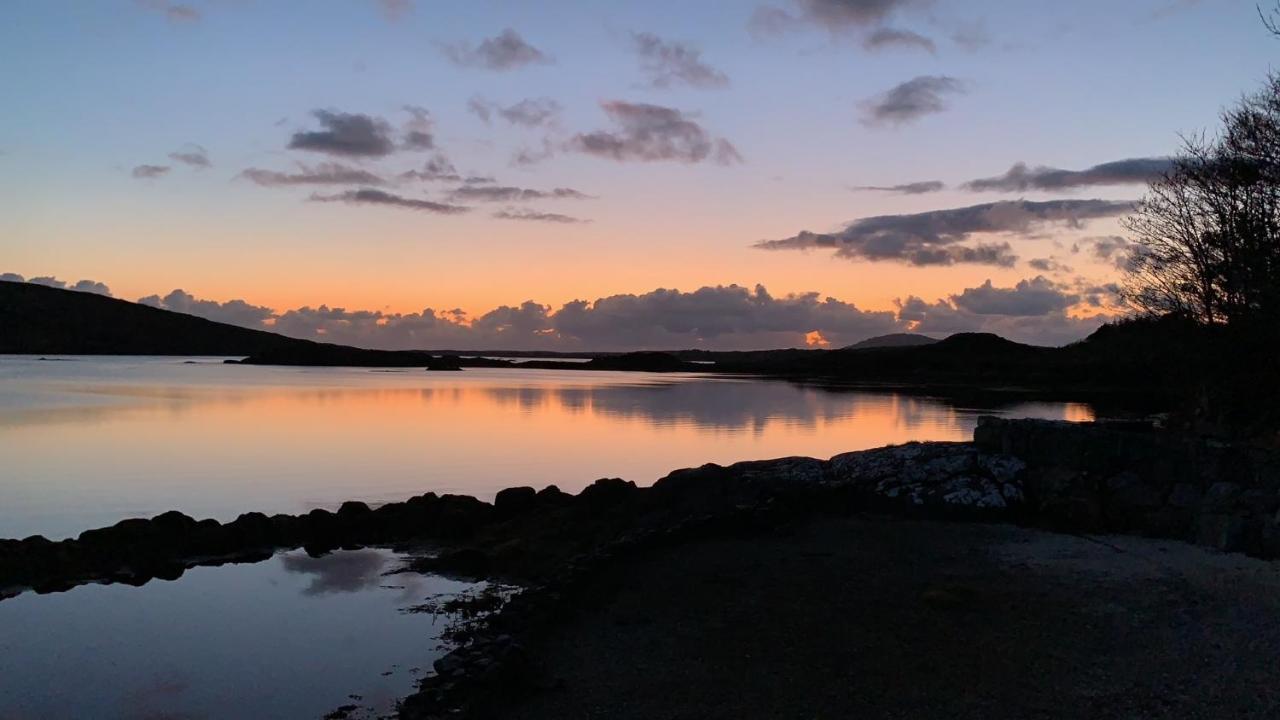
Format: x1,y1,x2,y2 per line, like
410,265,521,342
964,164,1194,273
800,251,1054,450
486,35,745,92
501,517,1280,720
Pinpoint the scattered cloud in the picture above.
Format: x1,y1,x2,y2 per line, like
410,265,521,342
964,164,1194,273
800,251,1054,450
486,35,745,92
631,32,730,89
963,157,1172,192
138,289,274,327
756,199,1133,267
1082,235,1135,270
568,101,742,165
447,185,592,203
168,144,210,168
442,29,553,71
863,27,935,53
400,154,463,182
3,274,112,296
850,180,944,194
493,208,590,224
400,105,436,151
859,75,965,126
138,0,200,23
239,163,387,187
72,279,113,296
131,164,170,179
896,291,1110,347
467,97,562,127
950,276,1078,316
1027,257,1072,273
288,110,396,158
375,0,412,21
309,189,469,214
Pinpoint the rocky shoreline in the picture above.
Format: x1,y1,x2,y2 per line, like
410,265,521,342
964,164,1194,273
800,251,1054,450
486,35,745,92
3,417,1278,717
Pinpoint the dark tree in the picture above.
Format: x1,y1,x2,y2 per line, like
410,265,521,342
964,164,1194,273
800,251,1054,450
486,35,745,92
1122,74,1280,329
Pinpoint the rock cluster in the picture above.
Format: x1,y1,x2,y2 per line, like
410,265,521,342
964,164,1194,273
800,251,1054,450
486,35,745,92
975,417,1280,555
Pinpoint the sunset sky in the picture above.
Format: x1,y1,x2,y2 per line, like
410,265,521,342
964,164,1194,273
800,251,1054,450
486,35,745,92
2,0,1273,349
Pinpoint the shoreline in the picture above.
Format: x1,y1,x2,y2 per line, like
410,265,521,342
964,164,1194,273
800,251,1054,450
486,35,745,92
4,417,1278,716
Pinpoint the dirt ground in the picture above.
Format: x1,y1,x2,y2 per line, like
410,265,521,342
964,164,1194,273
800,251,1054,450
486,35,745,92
503,516,1280,720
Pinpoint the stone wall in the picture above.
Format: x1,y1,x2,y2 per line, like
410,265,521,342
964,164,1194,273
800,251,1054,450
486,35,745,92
974,417,1280,557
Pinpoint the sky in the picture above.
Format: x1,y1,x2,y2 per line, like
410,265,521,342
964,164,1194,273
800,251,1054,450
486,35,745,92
1,0,1274,350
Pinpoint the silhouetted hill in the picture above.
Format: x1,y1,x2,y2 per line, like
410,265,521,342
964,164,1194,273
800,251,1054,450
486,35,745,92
843,333,938,350
0,281,314,356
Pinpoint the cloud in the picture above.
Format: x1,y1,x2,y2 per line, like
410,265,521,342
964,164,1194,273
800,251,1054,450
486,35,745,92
168,145,210,168
756,199,1133,267
442,29,552,71
71,279,113,296
240,163,387,187
568,101,742,165
309,188,469,214
1027,257,1072,273
400,105,436,150
121,276,1116,350
8,275,111,295
447,185,592,203
400,153,462,182
963,157,1173,192
375,0,412,21
862,27,935,53
750,0,927,37
288,110,396,158
850,180,944,194
467,97,562,127
493,209,590,224
860,75,965,126
1082,235,1135,270
631,32,730,89
896,293,1109,347
138,289,274,327
138,0,200,23
131,164,170,179
950,276,1078,316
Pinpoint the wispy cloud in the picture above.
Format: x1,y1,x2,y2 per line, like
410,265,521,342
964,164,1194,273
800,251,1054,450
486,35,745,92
859,75,965,126
131,164,170,179
441,29,553,71
493,208,590,224
309,188,469,214
240,163,387,187
568,101,742,165
631,32,730,89
962,158,1172,192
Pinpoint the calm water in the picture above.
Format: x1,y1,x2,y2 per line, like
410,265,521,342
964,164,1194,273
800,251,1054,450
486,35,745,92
0,547,477,720
0,356,1093,540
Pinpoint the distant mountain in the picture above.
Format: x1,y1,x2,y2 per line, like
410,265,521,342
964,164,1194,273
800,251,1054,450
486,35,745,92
0,280,313,356
843,333,938,350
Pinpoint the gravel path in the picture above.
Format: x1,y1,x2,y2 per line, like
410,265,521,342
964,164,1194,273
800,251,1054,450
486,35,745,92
504,517,1280,719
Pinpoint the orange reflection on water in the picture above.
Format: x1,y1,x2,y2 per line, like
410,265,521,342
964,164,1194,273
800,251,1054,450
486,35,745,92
0,360,1092,539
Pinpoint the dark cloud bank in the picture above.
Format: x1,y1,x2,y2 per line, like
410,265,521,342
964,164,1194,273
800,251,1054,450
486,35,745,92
124,280,1113,351
758,199,1133,267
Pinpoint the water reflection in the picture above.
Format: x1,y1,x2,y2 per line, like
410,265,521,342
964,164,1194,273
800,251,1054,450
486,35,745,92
0,357,1093,539
0,547,475,720
280,548,389,595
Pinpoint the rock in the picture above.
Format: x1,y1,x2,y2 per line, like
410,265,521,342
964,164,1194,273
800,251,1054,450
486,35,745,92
494,487,538,517
337,501,372,517
579,478,637,504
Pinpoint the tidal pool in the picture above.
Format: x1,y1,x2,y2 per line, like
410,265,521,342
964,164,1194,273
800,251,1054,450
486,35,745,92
0,547,477,719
